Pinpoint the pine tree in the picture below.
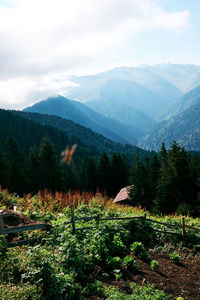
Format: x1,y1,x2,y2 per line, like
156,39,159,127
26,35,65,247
109,153,128,197
129,152,153,210
62,164,79,191
98,153,111,195
5,133,28,195
159,142,168,165
79,157,98,193
0,150,6,188
38,137,64,192
155,142,196,214
28,146,41,193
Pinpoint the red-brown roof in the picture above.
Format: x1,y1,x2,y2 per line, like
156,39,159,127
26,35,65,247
112,186,132,203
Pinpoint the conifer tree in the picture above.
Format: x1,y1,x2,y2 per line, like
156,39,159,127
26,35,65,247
98,152,111,195
5,133,28,195
109,153,128,197
155,142,196,214
62,164,79,191
28,146,41,193
0,150,5,187
129,152,153,210
79,157,98,192
38,137,63,192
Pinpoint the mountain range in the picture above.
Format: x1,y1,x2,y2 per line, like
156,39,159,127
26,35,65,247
138,84,200,151
22,64,200,152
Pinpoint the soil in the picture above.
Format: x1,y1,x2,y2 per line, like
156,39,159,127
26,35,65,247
109,251,200,300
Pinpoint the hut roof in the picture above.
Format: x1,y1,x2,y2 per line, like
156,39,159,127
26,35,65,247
112,186,132,203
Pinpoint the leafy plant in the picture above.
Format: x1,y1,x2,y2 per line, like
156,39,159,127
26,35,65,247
111,234,127,256
169,252,181,264
113,269,122,281
150,260,159,270
0,283,42,300
123,255,138,272
106,256,122,270
130,242,149,260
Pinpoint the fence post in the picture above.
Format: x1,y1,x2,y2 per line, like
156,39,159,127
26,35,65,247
95,213,100,226
0,215,5,235
181,217,186,239
70,204,76,234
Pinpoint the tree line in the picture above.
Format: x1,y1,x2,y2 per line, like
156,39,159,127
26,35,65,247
0,134,200,216
129,142,200,216
0,134,129,197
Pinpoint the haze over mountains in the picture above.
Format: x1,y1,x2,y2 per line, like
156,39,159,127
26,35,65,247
138,84,200,151
23,64,200,152
24,95,142,145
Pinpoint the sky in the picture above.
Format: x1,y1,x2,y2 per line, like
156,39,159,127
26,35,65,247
0,0,199,109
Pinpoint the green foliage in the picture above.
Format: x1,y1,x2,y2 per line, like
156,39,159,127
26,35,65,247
0,283,42,300
123,255,139,272
129,152,153,210
169,252,181,264
106,256,122,270
150,260,159,270
105,282,172,299
0,202,196,299
111,234,127,256
0,188,19,208
130,242,149,260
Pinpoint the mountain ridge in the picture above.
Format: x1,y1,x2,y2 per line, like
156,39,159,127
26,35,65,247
24,95,142,145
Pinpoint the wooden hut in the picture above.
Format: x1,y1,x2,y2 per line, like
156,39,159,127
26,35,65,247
112,186,133,204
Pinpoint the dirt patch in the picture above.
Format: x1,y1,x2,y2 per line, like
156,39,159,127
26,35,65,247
108,251,200,300
132,251,200,299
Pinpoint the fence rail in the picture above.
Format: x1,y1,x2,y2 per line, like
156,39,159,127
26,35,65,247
0,209,200,248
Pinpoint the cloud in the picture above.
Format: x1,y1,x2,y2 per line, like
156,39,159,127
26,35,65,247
0,0,190,108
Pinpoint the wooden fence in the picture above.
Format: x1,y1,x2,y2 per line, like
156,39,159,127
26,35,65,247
0,207,200,248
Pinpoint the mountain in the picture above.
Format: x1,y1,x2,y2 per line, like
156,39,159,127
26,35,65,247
138,85,200,151
68,66,181,108
98,66,182,103
0,109,150,165
85,78,157,133
67,67,182,126
88,96,155,134
12,110,143,157
0,108,72,156
144,64,200,92
24,95,142,145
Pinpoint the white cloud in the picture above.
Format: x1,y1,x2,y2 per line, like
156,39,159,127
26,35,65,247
0,0,190,108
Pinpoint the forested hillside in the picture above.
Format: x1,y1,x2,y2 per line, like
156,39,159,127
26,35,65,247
139,85,200,151
0,109,200,217
11,110,142,156
0,108,150,197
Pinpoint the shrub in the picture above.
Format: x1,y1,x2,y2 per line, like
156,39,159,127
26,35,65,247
123,255,138,272
150,260,159,271
169,252,181,264
130,242,149,260
111,235,127,256
0,283,42,300
106,256,122,270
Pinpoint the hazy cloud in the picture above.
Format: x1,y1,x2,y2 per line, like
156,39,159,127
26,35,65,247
0,0,190,108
